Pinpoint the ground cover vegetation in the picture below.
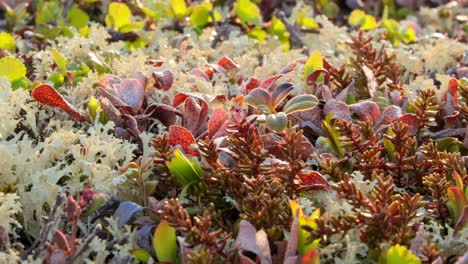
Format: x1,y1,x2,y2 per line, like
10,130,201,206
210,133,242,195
0,0,467,263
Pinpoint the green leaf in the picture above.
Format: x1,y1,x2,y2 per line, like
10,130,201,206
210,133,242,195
51,49,68,73
401,27,416,44
348,9,377,30
105,2,132,30
67,5,89,29
386,245,421,264
269,16,288,37
283,94,319,115
348,9,366,26
170,0,188,19
35,1,60,24
266,112,288,133
296,10,319,29
360,15,377,30
289,201,320,255
0,56,26,83
190,3,211,27
154,220,177,263
322,2,339,19
0,32,16,51
447,187,468,225
130,249,151,263
248,27,267,41
383,127,395,159
165,149,202,187
140,1,170,20
321,114,344,157
47,72,64,87
234,0,261,25
304,51,323,80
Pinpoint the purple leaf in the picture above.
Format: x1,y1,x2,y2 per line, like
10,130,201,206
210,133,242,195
324,99,351,121
271,83,294,108
114,201,143,226
374,105,402,128
144,103,182,127
114,79,145,110
152,70,174,91
349,101,380,122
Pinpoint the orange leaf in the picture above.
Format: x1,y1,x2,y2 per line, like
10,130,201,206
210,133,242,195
169,125,198,156
32,84,82,121
208,108,228,136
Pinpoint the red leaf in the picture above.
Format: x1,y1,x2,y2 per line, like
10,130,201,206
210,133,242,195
32,84,82,121
259,74,283,91
148,59,164,67
302,249,320,264
446,78,459,107
399,113,420,136
169,125,198,156
217,56,239,70
298,171,330,191
208,108,228,136
190,68,210,81
245,77,260,92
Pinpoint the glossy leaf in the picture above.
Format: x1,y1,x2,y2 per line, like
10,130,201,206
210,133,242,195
283,94,319,115
165,148,202,187
386,244,421,264
154,220,177,263
0,32,16,51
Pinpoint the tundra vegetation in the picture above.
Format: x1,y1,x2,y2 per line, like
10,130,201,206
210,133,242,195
0,0,467,263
